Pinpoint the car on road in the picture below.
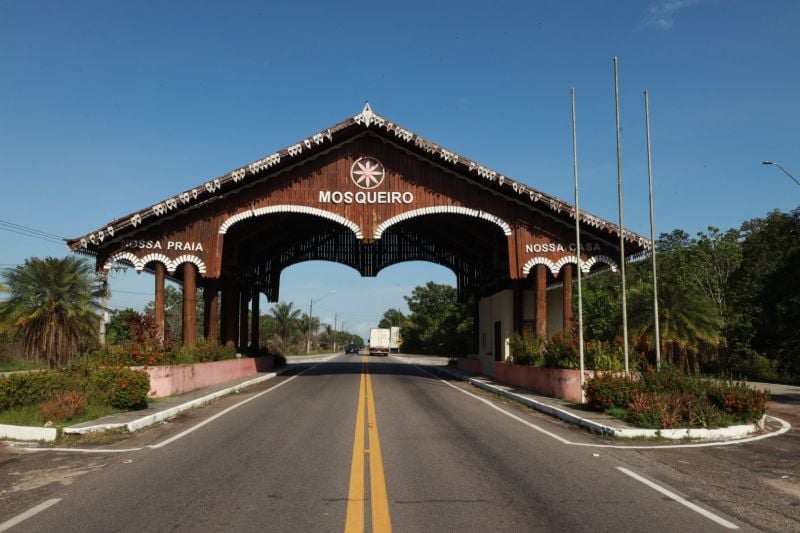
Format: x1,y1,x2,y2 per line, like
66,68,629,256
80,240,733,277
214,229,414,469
345,342,360,354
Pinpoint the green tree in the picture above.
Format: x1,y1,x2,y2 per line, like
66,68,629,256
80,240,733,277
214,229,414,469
579,270,622,343
401,282,472,356
299,313,321,351
144,284,203,343
727,208,800,377
0,256,104,368
378,308,406,329
106,307,140,345
267,301,302,354
629,277,722,373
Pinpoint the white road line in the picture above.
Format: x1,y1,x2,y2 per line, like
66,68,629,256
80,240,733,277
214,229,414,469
149,365,315,449
15,447,143,454
0,498,61,532
414,365,573,444
412,364,791,450
616,467,740,529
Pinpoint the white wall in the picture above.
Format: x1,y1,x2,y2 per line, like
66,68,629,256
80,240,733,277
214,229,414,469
478,285,568,375
477,290,513,376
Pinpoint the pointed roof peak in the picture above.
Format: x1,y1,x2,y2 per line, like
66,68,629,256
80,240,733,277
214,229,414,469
356,102,376,127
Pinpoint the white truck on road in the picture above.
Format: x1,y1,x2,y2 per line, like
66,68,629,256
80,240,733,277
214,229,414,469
369,328,391,356
389,326,402,353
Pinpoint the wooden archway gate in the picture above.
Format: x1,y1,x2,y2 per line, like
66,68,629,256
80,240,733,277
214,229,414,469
69,104,649,350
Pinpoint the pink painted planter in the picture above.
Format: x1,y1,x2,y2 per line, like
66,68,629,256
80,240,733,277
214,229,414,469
131,356,274,398
494,362,604,403
457,358,482,375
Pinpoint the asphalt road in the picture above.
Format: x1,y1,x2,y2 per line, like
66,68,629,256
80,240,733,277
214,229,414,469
1,354,793,532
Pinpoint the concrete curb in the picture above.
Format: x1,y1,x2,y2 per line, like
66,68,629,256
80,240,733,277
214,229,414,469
2,355,341,443
438,367,763,441
63,367,293,435
0,423,58,442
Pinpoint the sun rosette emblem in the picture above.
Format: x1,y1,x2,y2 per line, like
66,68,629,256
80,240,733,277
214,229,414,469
350,157,386,190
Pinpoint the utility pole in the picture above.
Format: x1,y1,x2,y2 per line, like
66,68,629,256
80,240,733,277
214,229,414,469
98,272,109,347
333,313,338,352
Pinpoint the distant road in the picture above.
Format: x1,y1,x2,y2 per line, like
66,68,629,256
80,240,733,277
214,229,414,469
2,355,768,531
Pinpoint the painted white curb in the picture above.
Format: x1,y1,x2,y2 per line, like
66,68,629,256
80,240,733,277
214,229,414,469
0,423,58,442
441,368,764,441
63,367,291,436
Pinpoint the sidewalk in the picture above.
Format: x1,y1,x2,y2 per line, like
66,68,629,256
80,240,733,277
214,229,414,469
393,356,780,441
64,369,286,435
64,353,342,436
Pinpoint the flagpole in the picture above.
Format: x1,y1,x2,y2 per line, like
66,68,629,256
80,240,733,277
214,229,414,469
644,90,661,370
614,56,630,376
571,87,586,401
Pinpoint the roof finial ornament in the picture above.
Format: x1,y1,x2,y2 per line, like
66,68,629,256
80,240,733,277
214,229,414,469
359,101,375,127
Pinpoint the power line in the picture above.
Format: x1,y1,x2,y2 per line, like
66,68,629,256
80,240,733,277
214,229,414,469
0,218,65,240
0,219,65,245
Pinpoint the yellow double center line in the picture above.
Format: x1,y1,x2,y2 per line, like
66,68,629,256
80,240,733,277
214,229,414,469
345,358,392,533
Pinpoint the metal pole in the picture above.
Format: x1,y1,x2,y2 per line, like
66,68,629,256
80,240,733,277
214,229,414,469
99,273,109,347
762,161,800,187
571,88,586,401
645,90,662,370
614,57,630,376
307,299,313,354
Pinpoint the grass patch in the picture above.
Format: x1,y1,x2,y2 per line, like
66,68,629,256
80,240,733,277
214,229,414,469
57,427,131,446
0,402,118,428
0,357,46,372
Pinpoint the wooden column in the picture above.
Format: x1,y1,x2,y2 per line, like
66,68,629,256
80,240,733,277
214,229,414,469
221,276,238,348
203,279,219,343
250,291,260,350
182,263,197,347
535,264,548,340
154,262,166,343
238,286,249,352
562,265,574,333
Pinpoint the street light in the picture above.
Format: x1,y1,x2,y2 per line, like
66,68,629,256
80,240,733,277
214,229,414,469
307,290,335,353
762,160,800,187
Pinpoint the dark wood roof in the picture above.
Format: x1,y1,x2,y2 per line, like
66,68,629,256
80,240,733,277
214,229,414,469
67,103,650,254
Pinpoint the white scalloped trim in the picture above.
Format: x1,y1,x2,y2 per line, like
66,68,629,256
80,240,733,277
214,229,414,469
521,257,558,277
553,255,579,274
103,252,142,271
170,255,207,275
103,252,206,275
218,205,363,239
140,253,171,272
218,210,255,234
373,206,512,239
583,255,619,273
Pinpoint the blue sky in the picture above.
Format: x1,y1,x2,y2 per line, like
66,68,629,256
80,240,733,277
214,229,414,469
1,0,798,339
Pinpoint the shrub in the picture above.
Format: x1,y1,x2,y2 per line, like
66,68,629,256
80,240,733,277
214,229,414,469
626,391,727,429
626,391,683,429
707,382,769,423
91,367,150,410
585,340,625,371
40,390,86,423
639,364,707,396
584,374,638,411
543,334,579,369
170,338,237,364
0,371,78,410
508,332,544,365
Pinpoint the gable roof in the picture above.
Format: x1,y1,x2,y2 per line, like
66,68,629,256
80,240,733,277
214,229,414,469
67,103,650,253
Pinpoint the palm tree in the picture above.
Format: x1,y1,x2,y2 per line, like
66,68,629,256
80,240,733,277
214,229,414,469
270,301,301,348
0,256,104,368
629,279,722,373
322,323,334,349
